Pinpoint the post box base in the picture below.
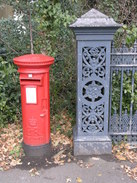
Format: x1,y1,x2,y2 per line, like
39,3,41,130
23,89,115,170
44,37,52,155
22,141,52,158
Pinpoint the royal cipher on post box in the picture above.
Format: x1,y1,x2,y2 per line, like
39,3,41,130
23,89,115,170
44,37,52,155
13,54,54,157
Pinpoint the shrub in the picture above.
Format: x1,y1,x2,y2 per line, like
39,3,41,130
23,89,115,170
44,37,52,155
0,0,79,126
0,56,20,127
0,18,31,127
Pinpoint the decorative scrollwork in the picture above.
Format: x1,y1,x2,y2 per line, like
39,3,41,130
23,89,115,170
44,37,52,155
82,47,106,79
82,104,104,134
111,135,137,143
132,111,137,132
121,110,129,132
109,110,137,133
82,104,92,116
82,66,93,77
83,81,104,102
109,110,119,133
81,46,106,134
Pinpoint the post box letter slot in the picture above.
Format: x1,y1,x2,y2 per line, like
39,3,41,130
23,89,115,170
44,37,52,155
20,78,42,85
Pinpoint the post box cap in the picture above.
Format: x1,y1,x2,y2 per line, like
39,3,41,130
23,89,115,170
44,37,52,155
13,54,54,67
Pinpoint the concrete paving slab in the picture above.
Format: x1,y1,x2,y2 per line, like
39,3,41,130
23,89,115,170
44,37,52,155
0,156,136,183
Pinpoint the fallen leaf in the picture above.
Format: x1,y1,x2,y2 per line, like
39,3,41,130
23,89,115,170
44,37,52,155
29,168,40,177
85,163,94,168
76,177,82,183
0,124,23,171
123,165,137,181
112,143,137,162
66,177,71,183
115,154,126,161
67,158,71,163
92,157,100,161
53,150,65,159
121,165,124,169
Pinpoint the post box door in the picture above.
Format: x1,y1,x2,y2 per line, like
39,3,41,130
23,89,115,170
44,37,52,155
20,74,50,146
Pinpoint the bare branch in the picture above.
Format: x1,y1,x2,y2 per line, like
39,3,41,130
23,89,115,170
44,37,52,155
29,6,34,54
0,37,19,54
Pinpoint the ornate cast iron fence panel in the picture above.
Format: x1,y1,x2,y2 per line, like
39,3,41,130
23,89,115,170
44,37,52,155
109,41,137,143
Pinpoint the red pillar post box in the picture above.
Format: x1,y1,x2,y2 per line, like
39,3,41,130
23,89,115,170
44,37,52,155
13,54,54,157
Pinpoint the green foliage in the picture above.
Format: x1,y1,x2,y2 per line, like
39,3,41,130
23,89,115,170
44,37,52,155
0,56,20,127
0,6,34,126
34,0,76,55
0,16,34,127
0,0,78,126
97,0,120,21
0,18,31,56
96,0,137,47
114,25,137,47
123,25,137,47
33,0,77,117
111,71,132,114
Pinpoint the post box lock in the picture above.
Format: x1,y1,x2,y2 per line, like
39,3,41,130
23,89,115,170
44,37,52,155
40,111,47,117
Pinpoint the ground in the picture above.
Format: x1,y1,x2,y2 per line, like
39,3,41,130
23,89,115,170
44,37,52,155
0,155,136,183
0,112,137,182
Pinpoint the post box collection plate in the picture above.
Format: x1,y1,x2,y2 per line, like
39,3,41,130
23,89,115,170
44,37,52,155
26,87,37,104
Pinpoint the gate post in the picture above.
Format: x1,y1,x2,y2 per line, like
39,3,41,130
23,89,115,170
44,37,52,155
70,9,121,155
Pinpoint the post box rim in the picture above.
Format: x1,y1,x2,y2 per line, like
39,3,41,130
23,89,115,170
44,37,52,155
13,54,54,67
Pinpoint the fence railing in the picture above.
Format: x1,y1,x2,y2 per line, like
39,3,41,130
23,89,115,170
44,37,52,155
109,41,137,143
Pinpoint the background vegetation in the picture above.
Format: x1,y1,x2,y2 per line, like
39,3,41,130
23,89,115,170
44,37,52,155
0,0,137,127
